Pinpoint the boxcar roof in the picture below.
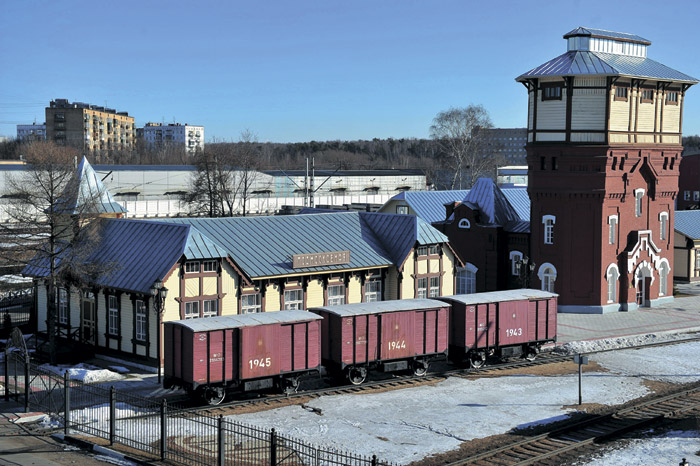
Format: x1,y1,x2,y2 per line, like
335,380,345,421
167,310,322,331
310,298,448,317
439,289,558,305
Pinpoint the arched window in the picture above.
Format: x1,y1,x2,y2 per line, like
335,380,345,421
456,263,478,294
634,189,645,217
606,264,619,303
658,260,670,296
509,250,523,276
659,212,669,240
542,215,555,245
538,263,557,292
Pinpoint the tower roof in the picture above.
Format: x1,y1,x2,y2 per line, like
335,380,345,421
517,27,698,84
563,27,651,45
55,156,127,215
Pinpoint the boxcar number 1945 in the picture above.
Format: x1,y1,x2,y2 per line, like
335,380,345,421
249,357,272,369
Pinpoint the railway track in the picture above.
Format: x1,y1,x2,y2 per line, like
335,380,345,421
444,382,700,466
169,334,700,417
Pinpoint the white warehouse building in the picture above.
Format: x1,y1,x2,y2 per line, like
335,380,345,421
142,123,204,153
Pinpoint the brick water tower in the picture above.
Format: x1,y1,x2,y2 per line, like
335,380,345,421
516,28,697,313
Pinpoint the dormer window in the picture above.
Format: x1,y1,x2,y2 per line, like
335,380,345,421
542,83,563,101
641,89,654,103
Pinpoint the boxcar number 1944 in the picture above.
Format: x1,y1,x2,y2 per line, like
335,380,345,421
387,340,406,351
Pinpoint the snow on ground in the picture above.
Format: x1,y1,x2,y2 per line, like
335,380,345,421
554,332,698,355
572,430,700,465
229,374,649,465
590,340,700,384
39,363,125,383
107,366,131,374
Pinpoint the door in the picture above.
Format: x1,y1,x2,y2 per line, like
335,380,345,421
82,293,96,345
636,278,651,307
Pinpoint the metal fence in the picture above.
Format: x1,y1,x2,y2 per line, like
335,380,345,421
0,288,33,329
3,351,393,466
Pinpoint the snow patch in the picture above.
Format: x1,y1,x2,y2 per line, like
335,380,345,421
39,363,124,383
554,332,696,355
573,430,700,465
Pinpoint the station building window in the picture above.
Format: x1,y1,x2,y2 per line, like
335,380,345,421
365,278,382,302
108,295,119,335
658,261,670,296
456,263,477,294
284,289,303,310
634,189,645,217
203,299,218,317
241,293,261,314
185,301,200,319
542,215,555,245
135,300,147,341
538,263,557,293
57,288,68,325
327,284,345,306
659,212,669,240
606,264,619,303
185,261,200,273
608,215,618,245
417,277,428,299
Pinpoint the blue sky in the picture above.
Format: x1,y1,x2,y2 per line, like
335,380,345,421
1,0,699,142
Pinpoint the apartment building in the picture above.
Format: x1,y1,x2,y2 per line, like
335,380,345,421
45,99,135,152
16,123,46,142
142,122,204,153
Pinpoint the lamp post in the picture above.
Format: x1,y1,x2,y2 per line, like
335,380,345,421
150,280,168,384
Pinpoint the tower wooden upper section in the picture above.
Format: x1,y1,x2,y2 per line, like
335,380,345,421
516,27,697,146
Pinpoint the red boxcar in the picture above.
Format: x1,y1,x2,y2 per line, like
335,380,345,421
309,299,449,385
439,289,557,368
163,310,322,404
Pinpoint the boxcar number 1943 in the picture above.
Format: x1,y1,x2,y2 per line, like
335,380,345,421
249,357,272,369
506,328,523,337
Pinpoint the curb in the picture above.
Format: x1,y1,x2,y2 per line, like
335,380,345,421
52,433,155,466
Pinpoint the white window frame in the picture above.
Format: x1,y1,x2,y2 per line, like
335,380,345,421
417,277,428,299
695,191,700,202
696,251,700,272
634,189,644,217
185,301,200,319
108,295,119,335
509,251,523,276
606,264,620,303
396,205,409,215
327,284,345,306
241,293,261,314
608,215,618,245
458,218,471,229
456,263,478,294
135,300,147,342
542,215,556,245
364,278,382,302
57,288,68,325
202,260,217,273
417,246,428,256
538,263,557,293
684,191,691,201
284,289,303,310
185,261,200,273
659,212,669,240
429,276,440,297
203,299,217,317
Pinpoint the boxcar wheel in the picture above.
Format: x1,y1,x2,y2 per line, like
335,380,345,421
281,376,300,395
200,386,226,406
412,360,429,377
347,366,367,385
470,352,486,369
524,347,538,362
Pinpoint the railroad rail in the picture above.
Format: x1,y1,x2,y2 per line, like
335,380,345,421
444,382,700,466
168,334,700,416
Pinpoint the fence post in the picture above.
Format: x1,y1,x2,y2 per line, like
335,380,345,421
372,454,378,466
23,356,29,413
109,386,116,445
217,415,224,466
270,428,277,465
3,348,8,401
160,399,167,461
64,371,70,436
13,351,18,401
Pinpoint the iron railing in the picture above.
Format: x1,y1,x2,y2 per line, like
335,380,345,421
2,351,393,466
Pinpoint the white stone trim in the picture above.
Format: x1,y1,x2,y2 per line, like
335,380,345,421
627,230,662,273
542,214,556,224
605,263,620,303
607,214,618,224
633,260,654,287
458,218,471,229
509,250,523,276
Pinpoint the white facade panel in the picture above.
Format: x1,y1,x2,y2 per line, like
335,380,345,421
571,133,605,143
571,91,606,130
662,103,681,133
536,91,567,130
536,132,566,142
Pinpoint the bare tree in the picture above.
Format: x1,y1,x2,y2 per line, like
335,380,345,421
0,141,113,362
183,131,266,217
430,105,502,189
